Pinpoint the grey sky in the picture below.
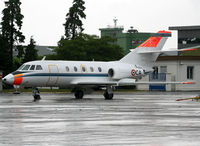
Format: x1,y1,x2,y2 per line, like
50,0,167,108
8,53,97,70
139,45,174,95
0,0,200,49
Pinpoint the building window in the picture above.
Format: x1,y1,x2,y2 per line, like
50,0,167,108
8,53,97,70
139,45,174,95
160,66,167,73
187,66,194,79
66,66,70,72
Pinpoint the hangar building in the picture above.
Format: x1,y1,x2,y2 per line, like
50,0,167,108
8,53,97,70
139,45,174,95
169,26,200,49
138,26,200,91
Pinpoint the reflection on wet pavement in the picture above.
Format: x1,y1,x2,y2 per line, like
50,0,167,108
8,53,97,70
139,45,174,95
0,92,200,146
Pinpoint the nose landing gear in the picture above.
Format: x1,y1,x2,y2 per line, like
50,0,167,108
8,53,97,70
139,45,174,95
32,88,41,102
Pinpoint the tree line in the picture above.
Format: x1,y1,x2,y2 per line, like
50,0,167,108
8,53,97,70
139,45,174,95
0,0,123,75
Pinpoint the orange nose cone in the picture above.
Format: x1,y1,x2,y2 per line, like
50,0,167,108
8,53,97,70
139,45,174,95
13,74,23,85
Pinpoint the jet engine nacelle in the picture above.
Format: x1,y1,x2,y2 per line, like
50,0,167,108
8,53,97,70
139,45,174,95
108,66,144,80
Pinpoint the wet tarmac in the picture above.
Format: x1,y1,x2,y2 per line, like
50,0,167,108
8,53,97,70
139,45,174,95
0,92,200,146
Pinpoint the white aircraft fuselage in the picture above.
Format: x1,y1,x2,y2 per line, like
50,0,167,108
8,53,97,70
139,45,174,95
5,60,146,88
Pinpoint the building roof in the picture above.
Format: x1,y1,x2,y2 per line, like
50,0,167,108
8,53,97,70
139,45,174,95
13,46,55,57
157,56,200,61
35,46,55,56
169,26,200,31
99,26,124,31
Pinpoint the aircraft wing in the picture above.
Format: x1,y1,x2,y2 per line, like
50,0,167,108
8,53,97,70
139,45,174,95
70,80,117,86
70,79,195,86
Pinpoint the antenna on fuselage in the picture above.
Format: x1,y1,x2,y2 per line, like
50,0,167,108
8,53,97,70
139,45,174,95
41,56,46,61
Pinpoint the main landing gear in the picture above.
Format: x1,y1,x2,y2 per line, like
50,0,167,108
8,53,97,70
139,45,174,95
32,88,41,102
74,89,84,99
73,86,114,100
103,86,114,100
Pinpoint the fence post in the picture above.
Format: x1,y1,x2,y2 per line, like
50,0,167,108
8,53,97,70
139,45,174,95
171,75,176,91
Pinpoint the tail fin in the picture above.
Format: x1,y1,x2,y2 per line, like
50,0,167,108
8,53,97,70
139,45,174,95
120,31,171,69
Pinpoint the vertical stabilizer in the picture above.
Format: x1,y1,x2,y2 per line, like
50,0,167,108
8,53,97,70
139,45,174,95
120,31,171,69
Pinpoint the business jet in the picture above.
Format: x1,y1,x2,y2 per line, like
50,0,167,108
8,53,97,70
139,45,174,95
2,31,196,101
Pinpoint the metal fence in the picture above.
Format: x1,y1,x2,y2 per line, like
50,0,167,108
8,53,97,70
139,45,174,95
149,73,166,91
149,73,166,81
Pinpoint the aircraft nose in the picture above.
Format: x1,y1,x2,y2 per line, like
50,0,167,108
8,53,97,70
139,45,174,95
2,74,14,85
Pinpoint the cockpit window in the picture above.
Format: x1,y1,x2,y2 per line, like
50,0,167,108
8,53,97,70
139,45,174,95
29,65,35,70
36,65,43,70
17,65,25,70
22,65,31,70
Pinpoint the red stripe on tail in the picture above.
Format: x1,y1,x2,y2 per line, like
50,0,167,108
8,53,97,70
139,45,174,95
138,37,162,48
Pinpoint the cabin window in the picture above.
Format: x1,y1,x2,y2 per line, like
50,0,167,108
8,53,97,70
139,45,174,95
98,67,102,72
18,65,25,70
74,66,78,72
82,66,86,72
66,66,70,72
22,65,31,70
29,65,35,70
90,67,94,72
36,65,43,70
187,66,194,79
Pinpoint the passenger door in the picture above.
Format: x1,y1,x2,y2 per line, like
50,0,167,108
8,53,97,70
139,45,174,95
46,65,59,86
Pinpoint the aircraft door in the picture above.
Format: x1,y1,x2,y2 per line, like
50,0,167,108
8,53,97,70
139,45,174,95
46,65,59,86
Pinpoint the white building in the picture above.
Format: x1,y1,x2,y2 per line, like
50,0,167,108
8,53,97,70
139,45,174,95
137,56,200,91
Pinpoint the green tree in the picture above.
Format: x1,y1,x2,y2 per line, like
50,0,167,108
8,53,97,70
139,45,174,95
16,45,24,59
13,56,22,71
1,0,25,66
64,0,86,40
23,37,38,63
52,34,124,61
0,35,11,74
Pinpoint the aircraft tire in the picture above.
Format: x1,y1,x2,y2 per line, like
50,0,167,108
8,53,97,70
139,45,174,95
104,92,113,100
75,90,84,99
33,95,41,102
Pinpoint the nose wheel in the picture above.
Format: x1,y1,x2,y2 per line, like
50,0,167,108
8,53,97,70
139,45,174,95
32,88,41,101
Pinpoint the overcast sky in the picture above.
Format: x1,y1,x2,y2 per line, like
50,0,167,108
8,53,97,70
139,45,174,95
0,0,200,49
